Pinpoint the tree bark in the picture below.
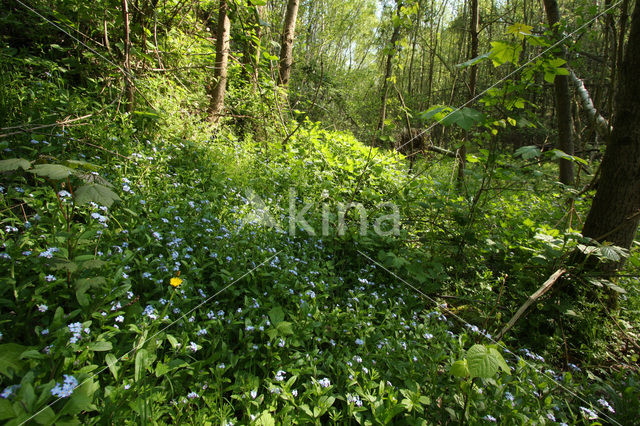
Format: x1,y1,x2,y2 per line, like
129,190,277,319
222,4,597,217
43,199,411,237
581,0,640,270
375,0,403,138
209,0,231,123
457,0,479,187
542,0,574,185
121,0,134,112
278,0,300,87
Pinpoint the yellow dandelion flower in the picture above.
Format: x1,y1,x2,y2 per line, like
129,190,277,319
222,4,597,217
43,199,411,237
170,277,183,287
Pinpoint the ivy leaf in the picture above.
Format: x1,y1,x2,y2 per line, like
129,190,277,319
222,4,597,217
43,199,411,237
0,158,31,172
75,183,121,207
440,107,484,131
31,164,74,180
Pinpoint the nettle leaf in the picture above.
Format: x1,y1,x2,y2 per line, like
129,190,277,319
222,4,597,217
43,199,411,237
466,344,510,379
31,164,74,180
269,306,285,325
440,107,485,131
0,158,31,172
514,145,541,160
75,183,120,208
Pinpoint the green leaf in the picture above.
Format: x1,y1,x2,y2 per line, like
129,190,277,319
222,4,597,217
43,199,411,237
514,145,541,160
0,398,14,420
105,353,119,380
33,406,55,425
63,160,101,171
440,107,484,131
450,359,469,378
269,306,285,325
254,411,275,426
0,344,27,379
134,349,154,382
0,158,31,172
88,341,112,352
456,52,491,68
74,184,120,208
466,344,509,379
31,164,74,180
489,41,522,66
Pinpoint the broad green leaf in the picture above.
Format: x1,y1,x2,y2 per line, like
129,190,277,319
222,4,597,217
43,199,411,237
450,359,469,378
440,107,484,130
0,158,31,172
269,306,285,325
74,184,120,208
418,105,452,122
489,41,522,66
0,344,27,379
514,145,541,160
31,164,74,180
506,23,533,38
0,398,14,420
466,344,509,379
254,411,275,426
33,406,55,425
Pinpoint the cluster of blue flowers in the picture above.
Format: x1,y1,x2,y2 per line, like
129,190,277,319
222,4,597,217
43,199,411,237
51,375,78,398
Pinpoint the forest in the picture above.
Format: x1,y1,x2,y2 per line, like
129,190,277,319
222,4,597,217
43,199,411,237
0,0,639,423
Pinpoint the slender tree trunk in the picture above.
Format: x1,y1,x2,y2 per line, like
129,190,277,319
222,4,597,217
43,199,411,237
543,0,574,185
121,0,134,112
581,0,640,270
209,0,231,123
376,0,403,137
278,0,300,87
457,0,479,187
243,5,264,91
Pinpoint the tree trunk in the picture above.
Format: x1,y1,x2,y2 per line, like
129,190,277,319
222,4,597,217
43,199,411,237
121,0,134,112
581,0,640,270
457,0,479,187
375,0,403,137
209,0,231,123
542,0,574,185
278,0,300,87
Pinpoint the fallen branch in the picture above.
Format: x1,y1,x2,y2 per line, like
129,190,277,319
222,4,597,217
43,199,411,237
496,268,567,341
569,70,612,140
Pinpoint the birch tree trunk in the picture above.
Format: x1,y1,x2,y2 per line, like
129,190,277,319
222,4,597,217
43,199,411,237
209,0,231,123
121,0,134,112
278,0,300,87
